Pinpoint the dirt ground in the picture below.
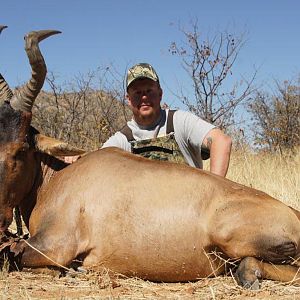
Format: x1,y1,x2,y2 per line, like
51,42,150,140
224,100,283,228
1,269,300,300
1,225,300,299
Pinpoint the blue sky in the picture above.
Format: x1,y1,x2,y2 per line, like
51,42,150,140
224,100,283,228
1,0,300,107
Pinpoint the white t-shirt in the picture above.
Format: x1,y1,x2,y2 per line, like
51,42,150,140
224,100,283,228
102,109,215,168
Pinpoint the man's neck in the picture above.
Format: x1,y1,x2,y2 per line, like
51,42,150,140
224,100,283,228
133,110,163,129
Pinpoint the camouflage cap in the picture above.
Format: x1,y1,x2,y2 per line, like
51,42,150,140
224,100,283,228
126,63,159,90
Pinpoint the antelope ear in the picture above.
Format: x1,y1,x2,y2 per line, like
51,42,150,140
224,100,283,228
34,133,86,156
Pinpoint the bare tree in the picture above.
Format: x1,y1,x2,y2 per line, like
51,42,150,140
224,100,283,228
248,78,300,153
32,67,131,151
169,20,257,130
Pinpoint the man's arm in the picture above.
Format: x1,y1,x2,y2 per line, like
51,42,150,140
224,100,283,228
202,128,232,177
64,155,81,164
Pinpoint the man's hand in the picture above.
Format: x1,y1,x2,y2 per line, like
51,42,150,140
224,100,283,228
64,155,81,164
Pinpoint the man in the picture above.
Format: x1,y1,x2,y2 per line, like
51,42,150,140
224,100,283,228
102,63,232,177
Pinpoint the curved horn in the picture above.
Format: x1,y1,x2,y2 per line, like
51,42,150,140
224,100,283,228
0,25,14,105
10,30,61,112
0,25,8,34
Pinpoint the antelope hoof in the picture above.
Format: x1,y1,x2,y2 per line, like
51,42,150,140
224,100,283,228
235,257,262,290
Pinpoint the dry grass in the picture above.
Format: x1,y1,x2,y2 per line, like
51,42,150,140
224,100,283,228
226,148,300,209
1,269,300,299
2,148,300,299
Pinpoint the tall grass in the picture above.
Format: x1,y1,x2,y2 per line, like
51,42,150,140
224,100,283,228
208,148,300,209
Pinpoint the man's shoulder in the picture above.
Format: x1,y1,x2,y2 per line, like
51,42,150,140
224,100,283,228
172,109,216,133
172,109,199,123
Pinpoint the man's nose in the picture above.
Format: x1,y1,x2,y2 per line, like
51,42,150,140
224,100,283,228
141,92,149,100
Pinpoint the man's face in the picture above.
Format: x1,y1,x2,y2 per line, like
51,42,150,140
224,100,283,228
127,79,162,126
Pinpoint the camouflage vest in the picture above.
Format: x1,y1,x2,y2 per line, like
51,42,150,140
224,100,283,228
121,110,210,165
121,110,188,165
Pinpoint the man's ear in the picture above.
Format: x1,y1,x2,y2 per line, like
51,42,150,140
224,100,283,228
159,87,163,100
126,93,132,106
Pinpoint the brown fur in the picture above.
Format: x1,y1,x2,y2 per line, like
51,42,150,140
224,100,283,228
9,147,300,284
